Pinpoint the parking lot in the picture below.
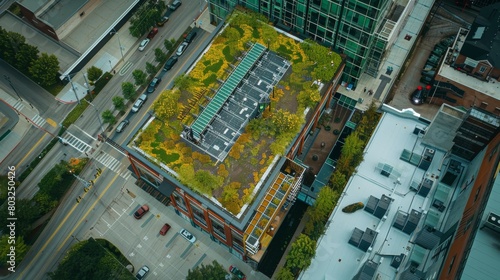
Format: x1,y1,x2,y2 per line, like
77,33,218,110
86,182,269,280
387,2,477,119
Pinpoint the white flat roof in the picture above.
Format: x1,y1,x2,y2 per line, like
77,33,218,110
438,63,500,100
300,110,445,280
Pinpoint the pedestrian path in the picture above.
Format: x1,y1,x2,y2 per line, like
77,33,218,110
94,151,131,180
60,131,93,154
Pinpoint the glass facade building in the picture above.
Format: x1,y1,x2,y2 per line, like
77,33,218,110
208,0,393,86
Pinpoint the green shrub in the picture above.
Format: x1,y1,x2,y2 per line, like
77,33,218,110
342,202,364,213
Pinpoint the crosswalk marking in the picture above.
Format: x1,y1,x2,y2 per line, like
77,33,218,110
12,101,24,111
60,132,92,153
31,115,46,127
94,152,124,175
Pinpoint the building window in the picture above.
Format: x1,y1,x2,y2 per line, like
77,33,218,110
191,204,207,226
173,192,187,211
480,102,488,109
210,217,226,240
231,231,244,253
478,65,486,73
464,218,473,233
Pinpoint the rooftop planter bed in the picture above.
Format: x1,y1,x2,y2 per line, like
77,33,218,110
134,10,342,215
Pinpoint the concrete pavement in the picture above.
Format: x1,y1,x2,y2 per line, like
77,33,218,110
0,87,47,165
56,6,214,104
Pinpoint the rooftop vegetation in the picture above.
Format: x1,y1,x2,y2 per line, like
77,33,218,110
135,10,342,215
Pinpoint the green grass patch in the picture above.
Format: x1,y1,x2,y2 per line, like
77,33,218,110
204,59,224,75
222,45,233,62
252,28,260,39
203,60,211,66
277,44,293,55
62,101,89,128
234,26,244,36
203,73,217,86
93,72,113,93
293,52,303,64
152,148,179,163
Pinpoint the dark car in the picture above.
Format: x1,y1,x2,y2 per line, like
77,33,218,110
184,30,197,43
116,119,129,133
229,265,246,280
410,86,426,105
157,16,169,27
136,265,149,280
169,0,182,10
159,223,171,235
147,77,161,93
163,56,178,71
147,27,158,39
134,205,149,219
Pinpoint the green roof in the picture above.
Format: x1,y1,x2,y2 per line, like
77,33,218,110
191,43,266,139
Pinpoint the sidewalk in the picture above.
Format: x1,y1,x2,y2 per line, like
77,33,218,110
56,6,214,104
0,88,43,165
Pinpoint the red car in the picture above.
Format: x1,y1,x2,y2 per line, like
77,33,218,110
229,265,246,280
159,223,171,235
134,205,149,219
147,28,158,39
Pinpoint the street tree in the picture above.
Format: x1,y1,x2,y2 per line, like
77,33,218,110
87,66,103,85
0,30,26,65
129,5,162,38
0,235,29,265
15,43,39,75
186,260,227,280
29,53,60,87
285,234,316,273
121,82,135,101
154,48,167,63
145,62,157,76
132,69,147,86
112,96,125,112
163,38,175,52
102,110,116,125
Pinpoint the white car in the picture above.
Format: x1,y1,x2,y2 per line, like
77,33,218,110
136,265,149,280
131,94,148,113
179,229,196,243
138,38,150,51
176,42,189,56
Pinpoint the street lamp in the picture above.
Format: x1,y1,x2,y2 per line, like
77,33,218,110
84,99,105,134
65,74,81,105
110,30,125,61
82,73,93,101
3,75,22,101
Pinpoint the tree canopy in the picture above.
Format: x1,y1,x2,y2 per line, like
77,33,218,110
29,53,60,87
186,260,228,280
128,0,165,38
49,238,133,280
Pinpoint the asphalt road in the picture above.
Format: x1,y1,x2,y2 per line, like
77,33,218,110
0,59,75,175
9,2,207,279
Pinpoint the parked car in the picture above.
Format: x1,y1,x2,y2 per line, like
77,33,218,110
134,205,149,219
159,223,171,235
184,30,197,43
157,16,169,27
420,75,433,84
176,42,189,56
169,0,182,10
147,27,159,39
147,77,162,93
132,94,148,113
410,86,426,105
163,56,178,71
138,39,150,51
116,119,129,133
421,70,435,77
179,228,196,243
229,265,246,280
136,265,149,280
